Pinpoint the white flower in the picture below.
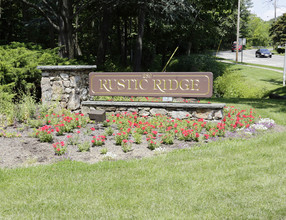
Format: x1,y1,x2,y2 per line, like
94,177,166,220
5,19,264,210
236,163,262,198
103,152,117,159
154,147,166,152
250,124,268,131
258,118,275,125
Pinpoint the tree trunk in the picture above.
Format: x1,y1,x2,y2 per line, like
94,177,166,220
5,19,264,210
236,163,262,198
133,6,145,72
97,6,112,67
122,18,128,66
75,14,82,56
187,42,192,55
58,0,74,59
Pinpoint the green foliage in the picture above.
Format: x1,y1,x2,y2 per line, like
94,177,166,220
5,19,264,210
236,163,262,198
214,71,265,98
0,84,15,126
270,13,286,46
167,54,226,79
246,14,271,46
78,141,91,152
0,42,78,99
276,47,285,54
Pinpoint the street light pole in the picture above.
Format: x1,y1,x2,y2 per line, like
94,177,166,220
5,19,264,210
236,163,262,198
236,0,241,62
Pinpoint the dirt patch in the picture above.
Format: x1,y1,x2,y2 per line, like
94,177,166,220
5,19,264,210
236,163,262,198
0,123,194,169
0,123,284,169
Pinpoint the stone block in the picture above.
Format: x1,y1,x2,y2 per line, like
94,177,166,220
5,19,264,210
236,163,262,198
60,73,69,80
194,109,213,120
67,89,80,110
170,111,190,119
214,110,223,119
41,77,52,103
150,108,168,116
89,110,106,122
51,81,64,101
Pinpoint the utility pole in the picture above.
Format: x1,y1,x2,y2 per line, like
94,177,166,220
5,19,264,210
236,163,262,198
274,0,277,20
236,0,241,62
283,43,286,86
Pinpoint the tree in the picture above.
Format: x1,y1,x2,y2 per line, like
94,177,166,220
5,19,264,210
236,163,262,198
247,14,270,46
270,13,286,46
19,0,96,59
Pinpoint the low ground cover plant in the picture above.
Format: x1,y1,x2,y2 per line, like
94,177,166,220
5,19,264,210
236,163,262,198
0,92,277,160
12,105,276,155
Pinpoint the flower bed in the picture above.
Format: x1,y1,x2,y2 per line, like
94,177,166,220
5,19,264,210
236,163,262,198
0,105,277,168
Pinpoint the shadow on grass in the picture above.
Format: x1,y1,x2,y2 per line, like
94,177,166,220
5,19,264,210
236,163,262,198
260,78,283,86
207,97,286,113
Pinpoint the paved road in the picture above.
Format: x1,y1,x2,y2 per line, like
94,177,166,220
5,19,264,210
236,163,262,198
216,49,285,68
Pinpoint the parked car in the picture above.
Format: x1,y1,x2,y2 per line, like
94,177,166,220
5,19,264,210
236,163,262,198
255,48,272,58
231,43,242,52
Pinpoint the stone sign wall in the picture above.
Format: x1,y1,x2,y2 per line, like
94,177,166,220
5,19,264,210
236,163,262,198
39,66,224,121
38,66,97,110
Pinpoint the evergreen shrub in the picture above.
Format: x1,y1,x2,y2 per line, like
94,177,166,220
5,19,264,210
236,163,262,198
0,42,78,99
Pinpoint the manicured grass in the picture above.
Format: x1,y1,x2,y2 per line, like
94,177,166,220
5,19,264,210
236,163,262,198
241,62,283,71
1,98,286,219
0,130,285,219
227,64,283,91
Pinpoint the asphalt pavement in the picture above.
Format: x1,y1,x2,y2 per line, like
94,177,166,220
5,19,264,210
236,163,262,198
216,49,285,68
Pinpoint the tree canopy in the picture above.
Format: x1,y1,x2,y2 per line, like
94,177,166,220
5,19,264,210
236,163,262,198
0,0,253,71
270,13,286,46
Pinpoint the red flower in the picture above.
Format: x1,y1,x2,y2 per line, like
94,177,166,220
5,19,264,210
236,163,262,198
91,127,95,131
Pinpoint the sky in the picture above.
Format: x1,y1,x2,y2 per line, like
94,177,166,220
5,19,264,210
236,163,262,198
250,0,286,21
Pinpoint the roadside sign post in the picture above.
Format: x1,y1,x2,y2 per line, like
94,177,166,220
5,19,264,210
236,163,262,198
283,43,286,86
239,38,246,63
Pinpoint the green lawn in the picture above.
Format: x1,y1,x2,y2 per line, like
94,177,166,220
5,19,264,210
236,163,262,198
1,63,286,219
1,98,286,219
228,64,283,92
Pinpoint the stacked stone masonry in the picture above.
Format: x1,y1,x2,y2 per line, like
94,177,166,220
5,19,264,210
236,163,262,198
38,66,97,110
38,66,225,120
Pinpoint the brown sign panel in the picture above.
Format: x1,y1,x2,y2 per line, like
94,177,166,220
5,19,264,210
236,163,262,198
89,72,213,98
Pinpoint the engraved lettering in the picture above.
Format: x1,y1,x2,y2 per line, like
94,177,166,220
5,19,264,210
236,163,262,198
117,79,125,90
194,79,200,91
99,79,111,92
179,79,189,90
153,79,165,93
169,79,179,90
139,79,148,90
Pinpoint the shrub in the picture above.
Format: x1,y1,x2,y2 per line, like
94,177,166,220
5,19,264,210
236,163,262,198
0,42,78,99
214,71,265,98
167,54,226,79
276,47,285,54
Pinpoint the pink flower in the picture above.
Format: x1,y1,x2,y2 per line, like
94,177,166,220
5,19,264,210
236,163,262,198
77,130,81,134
